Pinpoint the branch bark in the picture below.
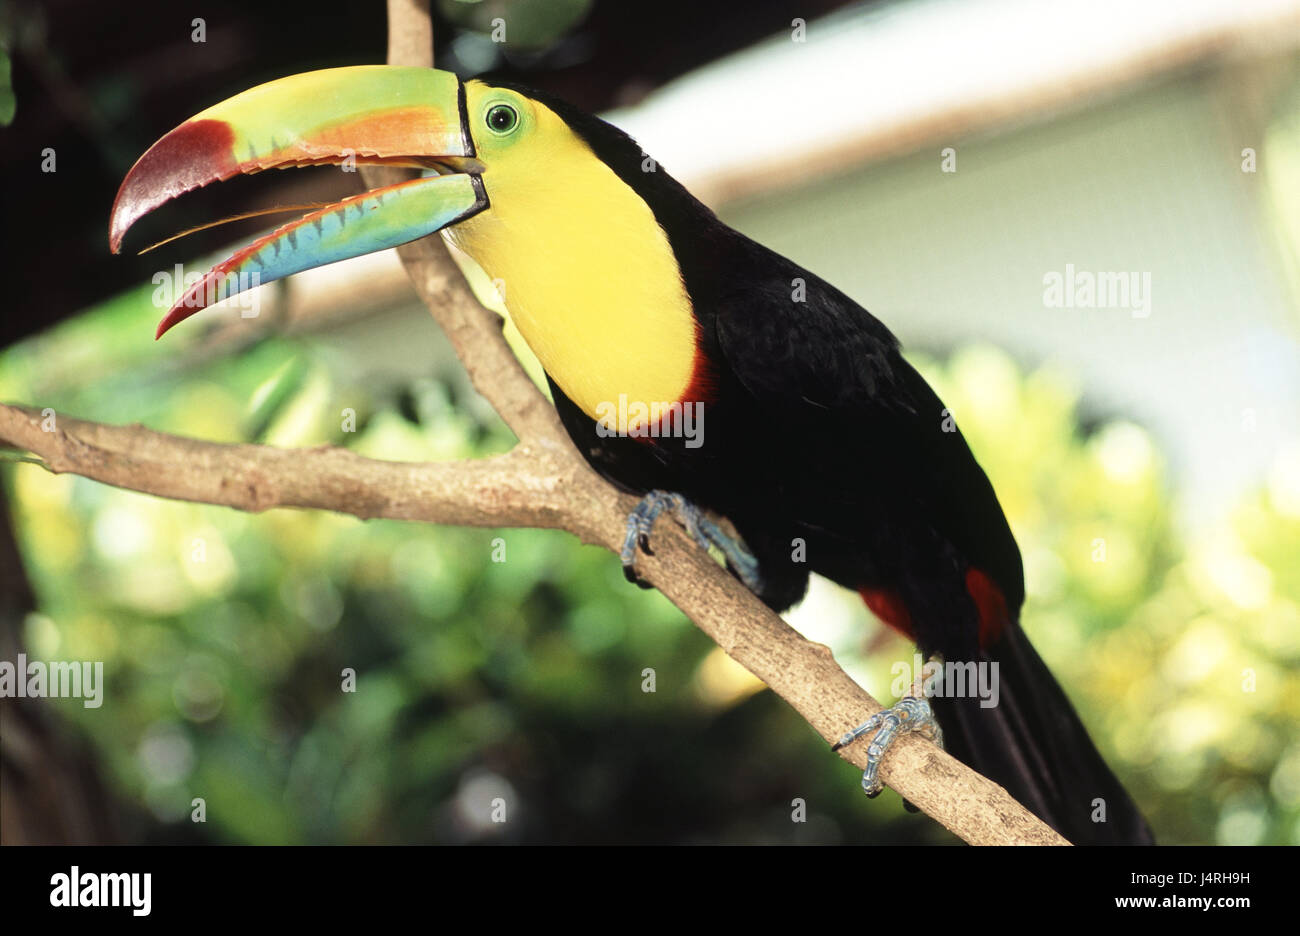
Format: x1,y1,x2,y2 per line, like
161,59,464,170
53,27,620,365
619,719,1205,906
0,0,1068,845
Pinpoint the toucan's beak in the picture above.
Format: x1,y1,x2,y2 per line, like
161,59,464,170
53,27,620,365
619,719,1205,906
109,66,487,338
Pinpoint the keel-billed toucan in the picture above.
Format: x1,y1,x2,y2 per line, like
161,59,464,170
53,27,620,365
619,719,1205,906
110,65,1153,844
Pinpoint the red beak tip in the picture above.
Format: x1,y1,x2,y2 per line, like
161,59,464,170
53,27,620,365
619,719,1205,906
155,312,179,340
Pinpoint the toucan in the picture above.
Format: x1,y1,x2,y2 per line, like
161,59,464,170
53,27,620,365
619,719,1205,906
110,65,1153,844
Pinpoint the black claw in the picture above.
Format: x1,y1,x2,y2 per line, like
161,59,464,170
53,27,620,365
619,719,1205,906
638,533,654,556
830,741,844,753
865,788,882,800
622,564,654,590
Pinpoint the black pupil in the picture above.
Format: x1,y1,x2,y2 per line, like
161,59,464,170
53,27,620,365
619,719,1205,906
489,106,515,131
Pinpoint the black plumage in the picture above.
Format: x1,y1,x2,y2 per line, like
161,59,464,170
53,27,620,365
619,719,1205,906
517,85,1152,843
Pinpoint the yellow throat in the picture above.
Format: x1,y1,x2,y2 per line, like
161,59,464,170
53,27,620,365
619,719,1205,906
444,82,700,422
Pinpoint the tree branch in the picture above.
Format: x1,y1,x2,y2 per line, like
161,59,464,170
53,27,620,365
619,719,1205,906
0,0,1069,845
0,405,575,530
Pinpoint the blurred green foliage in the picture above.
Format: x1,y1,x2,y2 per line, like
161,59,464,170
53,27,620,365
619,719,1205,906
2,283,1298,844
909,348,1300,846
0,47,14,126
438,0,593,50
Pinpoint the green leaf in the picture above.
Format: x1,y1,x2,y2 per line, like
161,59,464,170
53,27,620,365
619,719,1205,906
0,48,15,126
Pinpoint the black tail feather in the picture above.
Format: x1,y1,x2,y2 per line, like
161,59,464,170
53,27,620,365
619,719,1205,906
930,624,1154,844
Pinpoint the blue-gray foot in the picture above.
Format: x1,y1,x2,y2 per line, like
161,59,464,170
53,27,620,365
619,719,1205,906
620,490,763,592
831,681,944,798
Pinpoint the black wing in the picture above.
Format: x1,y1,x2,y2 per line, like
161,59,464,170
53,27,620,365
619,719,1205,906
706,250,1025,616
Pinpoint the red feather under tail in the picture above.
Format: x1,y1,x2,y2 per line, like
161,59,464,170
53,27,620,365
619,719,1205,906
858,568,1153,844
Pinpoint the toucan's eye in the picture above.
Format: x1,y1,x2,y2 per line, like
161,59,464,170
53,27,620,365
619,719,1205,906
486,104,519,134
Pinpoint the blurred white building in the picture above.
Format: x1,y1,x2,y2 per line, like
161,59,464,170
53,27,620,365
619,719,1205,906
609,0,1300,528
